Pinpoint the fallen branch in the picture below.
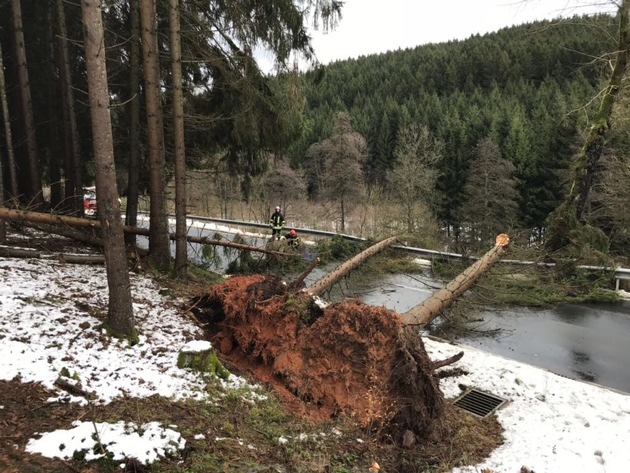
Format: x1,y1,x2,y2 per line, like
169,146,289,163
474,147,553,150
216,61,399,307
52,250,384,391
54,377,90,397
58,254,106,265
288,257,320,291
430,351,464,371
0,246,41,258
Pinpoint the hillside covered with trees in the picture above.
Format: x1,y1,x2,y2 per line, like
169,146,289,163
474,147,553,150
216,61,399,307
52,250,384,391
293,13,630,254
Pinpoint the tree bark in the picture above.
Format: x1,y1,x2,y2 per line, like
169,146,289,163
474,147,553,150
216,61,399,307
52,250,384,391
125,0,141,247
306,236,399,296
0,43,18,201
56,0,84,215
402,234,510,327
0,247,38,258
139,0,170,269
81,0,135,337
58,253,106,264
0,246,105,264
45,10,63,210
168,0,188,280
11,0,42,205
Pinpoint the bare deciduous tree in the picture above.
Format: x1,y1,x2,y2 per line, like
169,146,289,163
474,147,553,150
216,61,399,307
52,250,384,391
263,160,307,217
387,124,441,234
458,138,518,251
547,0,630,250
590,153,630,249
306,112,367,232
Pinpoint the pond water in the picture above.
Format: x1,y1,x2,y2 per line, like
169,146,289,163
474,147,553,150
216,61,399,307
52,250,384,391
329,271,630,395
455,302,630,394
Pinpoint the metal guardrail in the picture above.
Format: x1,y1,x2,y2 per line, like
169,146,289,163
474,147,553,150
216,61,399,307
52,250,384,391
160,213,630,286
183,214,368,242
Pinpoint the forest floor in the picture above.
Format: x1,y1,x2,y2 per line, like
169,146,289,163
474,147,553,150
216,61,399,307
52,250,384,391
0,227,502,473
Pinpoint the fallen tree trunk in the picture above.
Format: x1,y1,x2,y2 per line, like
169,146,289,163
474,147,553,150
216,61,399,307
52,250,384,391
0,207,100,230
402,234,511,327
0,207,297,258
123,225,299,258
58,254,106,265
0,246,41,258
305,236,399,297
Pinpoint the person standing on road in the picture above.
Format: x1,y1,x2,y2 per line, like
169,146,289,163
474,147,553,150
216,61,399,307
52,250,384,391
269,206,286,239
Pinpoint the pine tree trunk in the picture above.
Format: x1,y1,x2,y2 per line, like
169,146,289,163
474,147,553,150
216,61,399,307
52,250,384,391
0,43,19,200
139,0,170,269
125,0,141,247
81,0,135,338
45,8,63,209
402,234,510,327
11,0,42,205
169,0,188,280
306,236,399,297
56,0,83,214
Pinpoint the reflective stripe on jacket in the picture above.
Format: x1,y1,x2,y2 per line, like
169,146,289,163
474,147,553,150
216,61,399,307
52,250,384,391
270,211,285,229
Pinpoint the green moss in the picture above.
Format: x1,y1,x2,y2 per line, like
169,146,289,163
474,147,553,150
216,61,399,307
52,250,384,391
59,367,81,381
177,347,230,380
101,323,140,346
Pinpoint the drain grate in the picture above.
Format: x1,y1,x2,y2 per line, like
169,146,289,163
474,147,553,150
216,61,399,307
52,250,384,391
453,388,508,418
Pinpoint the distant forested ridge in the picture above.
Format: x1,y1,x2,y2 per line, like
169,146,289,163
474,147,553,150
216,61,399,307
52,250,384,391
292,14,618,237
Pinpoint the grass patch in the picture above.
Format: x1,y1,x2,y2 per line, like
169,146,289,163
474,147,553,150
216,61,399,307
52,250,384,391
84,383,502,473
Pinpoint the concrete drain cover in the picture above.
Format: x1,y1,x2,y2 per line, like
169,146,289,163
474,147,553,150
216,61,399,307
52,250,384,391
453,388,508,418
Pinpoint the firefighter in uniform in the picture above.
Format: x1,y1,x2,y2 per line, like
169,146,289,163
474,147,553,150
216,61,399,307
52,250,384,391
269,206,286,239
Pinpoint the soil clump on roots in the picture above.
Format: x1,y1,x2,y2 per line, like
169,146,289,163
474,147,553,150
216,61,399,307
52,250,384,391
193,274,451,443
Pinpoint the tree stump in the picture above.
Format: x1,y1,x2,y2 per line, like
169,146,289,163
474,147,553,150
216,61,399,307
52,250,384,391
177,340,229,380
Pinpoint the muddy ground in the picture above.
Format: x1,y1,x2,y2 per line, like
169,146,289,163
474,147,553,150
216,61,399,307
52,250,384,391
193,273,476,445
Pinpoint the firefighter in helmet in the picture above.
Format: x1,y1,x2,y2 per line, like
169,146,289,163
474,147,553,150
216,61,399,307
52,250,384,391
269,206,286,239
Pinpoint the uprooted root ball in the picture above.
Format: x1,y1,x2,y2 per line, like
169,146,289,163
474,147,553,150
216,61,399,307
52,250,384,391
193,275,447,441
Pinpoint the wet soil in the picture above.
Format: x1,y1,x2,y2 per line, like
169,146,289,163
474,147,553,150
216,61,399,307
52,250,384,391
193,274,449,441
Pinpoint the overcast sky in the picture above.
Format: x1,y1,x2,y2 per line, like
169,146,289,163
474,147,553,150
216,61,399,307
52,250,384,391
305,0,615,65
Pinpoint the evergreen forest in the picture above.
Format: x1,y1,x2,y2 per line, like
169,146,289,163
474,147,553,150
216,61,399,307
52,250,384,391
292,13,630,255
1,3,629,265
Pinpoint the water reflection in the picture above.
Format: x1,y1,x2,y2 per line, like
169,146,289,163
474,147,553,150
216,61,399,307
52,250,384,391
450,304,630,393
571,350,596,383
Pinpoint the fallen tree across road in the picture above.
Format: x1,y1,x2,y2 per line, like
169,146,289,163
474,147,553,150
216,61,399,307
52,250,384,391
0,207,299,259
